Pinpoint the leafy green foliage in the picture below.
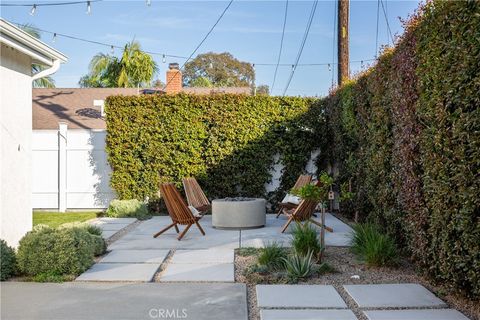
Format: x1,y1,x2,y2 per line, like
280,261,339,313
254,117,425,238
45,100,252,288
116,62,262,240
291,184,321,201
16,225,97,279
106,199,150,220
79,40,158,88
0,239,16,281
290,222,323,260
283,250,318,280
350,224,398,267
105,94,326,204
258,242,287,271
322,0,479,298
183,52,254,87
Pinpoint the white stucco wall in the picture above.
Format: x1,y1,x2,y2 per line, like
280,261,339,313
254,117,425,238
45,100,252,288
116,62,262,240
32,129,115,210
0,43,33,247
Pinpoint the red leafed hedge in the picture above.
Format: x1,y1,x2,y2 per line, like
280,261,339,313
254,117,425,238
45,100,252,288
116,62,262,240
323,0,480,298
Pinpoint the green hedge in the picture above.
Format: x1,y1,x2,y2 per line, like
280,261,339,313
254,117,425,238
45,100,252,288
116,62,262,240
323,0,479,298
105,94,326,204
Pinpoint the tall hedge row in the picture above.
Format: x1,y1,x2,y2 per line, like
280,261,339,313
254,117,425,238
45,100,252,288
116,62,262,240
323,1,479,297
105,94,326,203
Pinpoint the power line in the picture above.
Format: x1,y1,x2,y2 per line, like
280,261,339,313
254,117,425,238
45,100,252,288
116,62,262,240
375,0,380,58
282,0,319,96
331,0,337,86
271,0,289,93
379,0,394,44
0,0,101,6
162,0,234,91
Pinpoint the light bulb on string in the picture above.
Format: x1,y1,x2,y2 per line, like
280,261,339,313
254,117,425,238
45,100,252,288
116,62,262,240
162,54,166,63
52,33,57,43
110,45,114,55
86,1,91,14
360,60,364,68
328,63,331,72
30,4,37,16
146,0,151,6
291,64,295,72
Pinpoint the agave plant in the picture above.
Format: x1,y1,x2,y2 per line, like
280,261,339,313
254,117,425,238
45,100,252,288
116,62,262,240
283,250,318,280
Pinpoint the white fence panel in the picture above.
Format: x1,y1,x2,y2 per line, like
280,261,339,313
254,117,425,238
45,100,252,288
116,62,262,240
32,128,115,210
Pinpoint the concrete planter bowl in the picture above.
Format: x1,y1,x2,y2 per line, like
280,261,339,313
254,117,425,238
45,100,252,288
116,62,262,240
212,198,266,229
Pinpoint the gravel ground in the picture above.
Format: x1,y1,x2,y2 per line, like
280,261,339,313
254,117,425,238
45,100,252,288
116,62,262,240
235,247,479,320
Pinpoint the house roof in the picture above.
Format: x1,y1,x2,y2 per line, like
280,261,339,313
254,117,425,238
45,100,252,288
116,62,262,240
33,88,139,130
33,87,252,130
0,19,67,66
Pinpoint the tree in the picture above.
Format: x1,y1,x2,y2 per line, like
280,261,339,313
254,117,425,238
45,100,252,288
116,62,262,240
183,52,254,87
190,76,213,88
19,24,55,88
256,84,270,95
79,41,158,88
152,79,165,88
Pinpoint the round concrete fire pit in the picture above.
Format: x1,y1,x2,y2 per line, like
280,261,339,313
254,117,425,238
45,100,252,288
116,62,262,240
212,197,266,229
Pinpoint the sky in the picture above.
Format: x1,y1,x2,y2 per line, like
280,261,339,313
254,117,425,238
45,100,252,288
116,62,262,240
1,0,420,96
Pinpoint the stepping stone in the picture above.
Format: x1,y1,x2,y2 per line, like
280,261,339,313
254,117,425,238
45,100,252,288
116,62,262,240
261,309,357,320
76,263,160,282
256,285,347,308
97,223,130,231
160,263,234,282
101,230,116,239
171,249,234,264
364,309,469,320
343,284,446,308
100,250,170,264
94,217,137,224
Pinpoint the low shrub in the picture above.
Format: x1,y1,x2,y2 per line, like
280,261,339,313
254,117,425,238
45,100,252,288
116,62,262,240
1,239,16,281
283,250,318,280
16,225,96,279
106,199,150,220
59,223,106,256
291,222,323,260
258,242,287,271
350,223,398,267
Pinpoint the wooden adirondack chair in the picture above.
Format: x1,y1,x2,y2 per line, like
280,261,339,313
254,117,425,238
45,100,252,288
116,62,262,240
276,174,312,218
154,183,205,241
280,199,334,233
182,177,211,215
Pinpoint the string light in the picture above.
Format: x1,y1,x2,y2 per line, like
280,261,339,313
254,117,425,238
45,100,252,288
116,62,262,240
146,0,151,6
162,54,166,63
110,45,114,54
328,63,331,72
291,64,295,72
52,33,57,43
361,60,364,68
30,4,36,15
86,1,91,14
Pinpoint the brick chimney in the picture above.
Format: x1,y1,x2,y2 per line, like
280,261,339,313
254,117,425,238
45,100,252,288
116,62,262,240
165,62,182,94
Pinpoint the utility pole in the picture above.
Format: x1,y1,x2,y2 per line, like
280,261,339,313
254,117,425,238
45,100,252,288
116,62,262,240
337,0,349,86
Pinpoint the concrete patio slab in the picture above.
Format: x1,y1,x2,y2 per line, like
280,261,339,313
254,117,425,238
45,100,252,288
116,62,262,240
96,223,130,231
93,217,137,224
364,309,469,320
256,285,347,308
99,250,170,264
76,263,160,282
1,282,248,320
343,284,447,308
101,230,116,239
160,263,234,282
261,309,357,320
171,249,234,264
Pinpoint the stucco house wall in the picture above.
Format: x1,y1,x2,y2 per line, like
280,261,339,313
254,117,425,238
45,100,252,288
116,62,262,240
0,43,34,247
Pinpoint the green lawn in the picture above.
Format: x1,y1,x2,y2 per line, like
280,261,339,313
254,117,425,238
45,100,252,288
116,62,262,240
33,211,101,228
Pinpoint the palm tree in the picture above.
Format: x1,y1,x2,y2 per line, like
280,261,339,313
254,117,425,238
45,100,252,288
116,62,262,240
79,41,158,88
19,24,56,88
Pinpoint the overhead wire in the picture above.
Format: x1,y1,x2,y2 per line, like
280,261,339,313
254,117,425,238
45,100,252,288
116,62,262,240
271,0,289,93
282,0,319,96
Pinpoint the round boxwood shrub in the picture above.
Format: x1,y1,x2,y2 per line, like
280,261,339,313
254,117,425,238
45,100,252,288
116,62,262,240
16,225,96,279
0,239,16,281
59,223,106,256
106,199,150,220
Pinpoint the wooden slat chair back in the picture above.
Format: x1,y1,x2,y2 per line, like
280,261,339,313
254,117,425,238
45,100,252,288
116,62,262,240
182,177,211,214
280,199,334,233
276,174,312,217
154,183,205,241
